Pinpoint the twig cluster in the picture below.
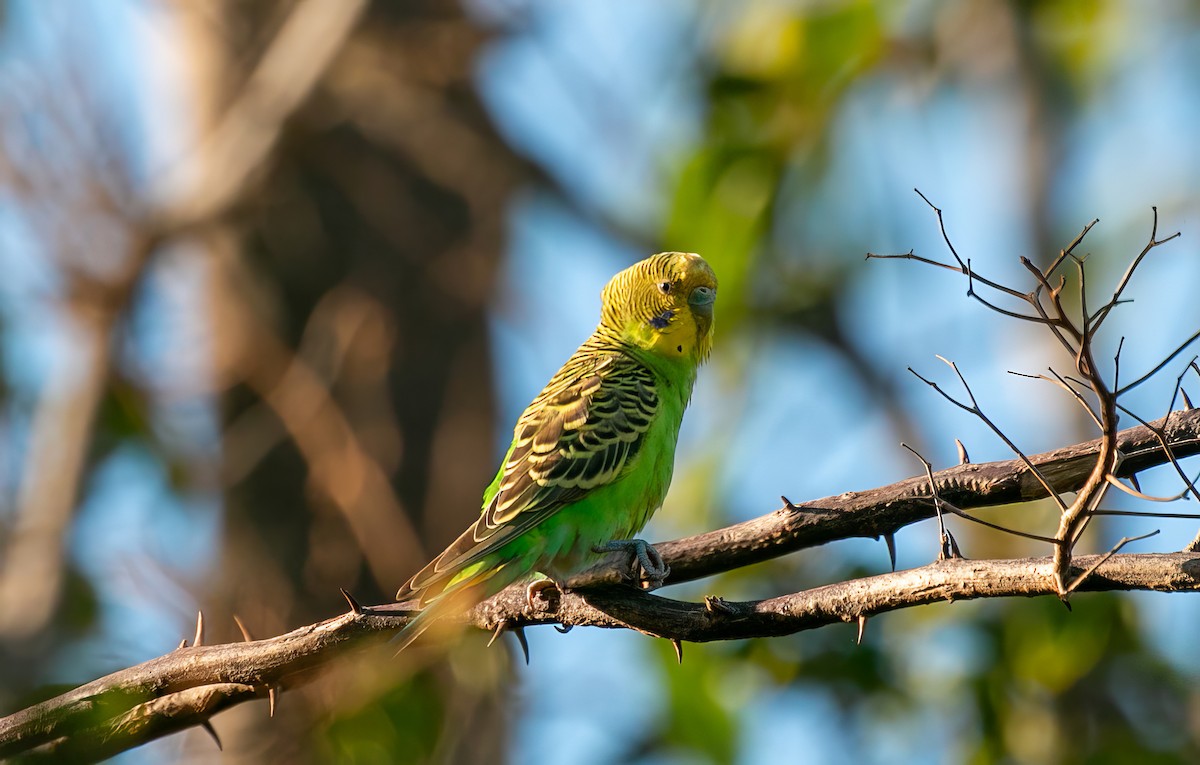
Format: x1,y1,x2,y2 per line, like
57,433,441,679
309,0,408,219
870,192,1200,596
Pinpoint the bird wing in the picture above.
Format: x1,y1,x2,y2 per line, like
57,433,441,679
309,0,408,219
397,351,658,602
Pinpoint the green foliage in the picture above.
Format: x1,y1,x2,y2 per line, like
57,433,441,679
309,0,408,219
666,2,884,328
319,672,445,765
962,594,1200,764
629,640,738,765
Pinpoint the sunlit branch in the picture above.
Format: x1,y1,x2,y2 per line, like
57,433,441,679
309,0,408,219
6,550,1200,761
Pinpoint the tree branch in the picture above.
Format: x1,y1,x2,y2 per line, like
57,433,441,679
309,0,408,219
3,410,1199,760
572,408,1200,588
6,549,1200,762
555,551,1200,642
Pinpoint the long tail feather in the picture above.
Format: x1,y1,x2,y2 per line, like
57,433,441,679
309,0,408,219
391,561,516,653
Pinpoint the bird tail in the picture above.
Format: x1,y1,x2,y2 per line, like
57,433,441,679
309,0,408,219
391,561,515,653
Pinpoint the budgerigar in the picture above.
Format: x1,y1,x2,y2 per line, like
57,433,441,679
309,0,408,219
394,252,717,648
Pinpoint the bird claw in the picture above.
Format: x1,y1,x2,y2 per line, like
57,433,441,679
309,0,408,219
526,578,561,611
593,538,670,588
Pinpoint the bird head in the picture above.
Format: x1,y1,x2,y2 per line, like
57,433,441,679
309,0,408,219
600,252,718,363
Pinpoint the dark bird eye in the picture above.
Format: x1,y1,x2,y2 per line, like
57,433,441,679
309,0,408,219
658,281,672,294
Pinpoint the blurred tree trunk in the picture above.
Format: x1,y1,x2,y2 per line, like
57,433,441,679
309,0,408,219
178,0,529,760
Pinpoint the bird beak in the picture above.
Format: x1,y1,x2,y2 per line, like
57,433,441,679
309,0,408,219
688,285,715,317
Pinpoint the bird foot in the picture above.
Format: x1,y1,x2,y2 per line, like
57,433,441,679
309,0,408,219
526,578,561,611
593,538,670,588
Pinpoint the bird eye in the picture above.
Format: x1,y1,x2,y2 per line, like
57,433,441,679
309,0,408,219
658,281,672,294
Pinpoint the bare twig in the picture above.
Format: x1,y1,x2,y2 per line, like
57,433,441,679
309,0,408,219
1104,474,1190,503
881,198,1179,596
1062,531,1161,594
1009,368,1102,428
909,359,1068,513
1116,328,1200,397
1091,207,1181,332
901,443,955,559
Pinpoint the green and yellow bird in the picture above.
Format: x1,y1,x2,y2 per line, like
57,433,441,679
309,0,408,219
394,252,717,647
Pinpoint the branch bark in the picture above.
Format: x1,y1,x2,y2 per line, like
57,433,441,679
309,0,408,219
5,549,1200,761
2,409,1199,760
574,408,1200,587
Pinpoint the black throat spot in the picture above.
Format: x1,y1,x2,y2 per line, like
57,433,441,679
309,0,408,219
649,309,674,329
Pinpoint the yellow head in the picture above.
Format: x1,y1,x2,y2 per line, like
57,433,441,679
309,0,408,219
599,252,718,363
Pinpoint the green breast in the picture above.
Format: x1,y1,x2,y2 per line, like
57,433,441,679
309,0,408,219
528,367,691,576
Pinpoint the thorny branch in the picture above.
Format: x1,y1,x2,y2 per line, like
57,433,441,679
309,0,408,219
6,549,1200,761
4,412,1200,760
870,197,1196,596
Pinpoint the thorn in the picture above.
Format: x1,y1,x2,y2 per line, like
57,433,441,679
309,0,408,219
487,622,506,648
1060,598,1073,613
268,687,278,718
200,721,222,750
1130,473,1143,494
233,615,255,643
939,530,964,561
883,532,897,572
948,531,964,559
340,588,364,615
781,495,798,510
955,439,970,465
513,625,530,665
856,615,868,646
177,638,188,650
1183,388,1194,410
554,624,573,634
193,611,205,648
704,595,734,615
671,638,684,664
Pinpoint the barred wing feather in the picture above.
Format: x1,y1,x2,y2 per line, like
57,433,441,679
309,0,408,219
396,352,658,603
